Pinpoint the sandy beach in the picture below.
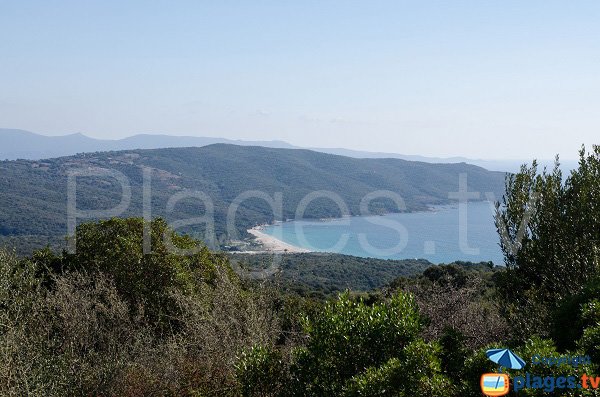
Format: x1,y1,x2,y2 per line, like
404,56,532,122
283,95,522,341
247,226,311,253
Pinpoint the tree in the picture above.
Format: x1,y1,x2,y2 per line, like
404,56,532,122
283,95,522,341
1,220,278,396
31,217,231,326
495,146,600,338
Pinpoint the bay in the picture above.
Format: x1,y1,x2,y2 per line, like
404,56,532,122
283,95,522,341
262,201,504,264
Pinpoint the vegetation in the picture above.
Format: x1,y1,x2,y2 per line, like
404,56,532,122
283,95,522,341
0,144,506,255
231,253,433,295
237,292,452,397
0,219,279,396
237,146,600,396
495,146,600,343
1,146,600,396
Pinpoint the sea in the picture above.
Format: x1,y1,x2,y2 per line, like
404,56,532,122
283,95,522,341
262,201,504,265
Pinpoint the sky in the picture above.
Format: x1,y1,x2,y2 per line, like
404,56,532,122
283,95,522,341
1,1,599,160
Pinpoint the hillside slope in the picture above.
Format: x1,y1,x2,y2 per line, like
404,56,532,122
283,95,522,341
0,144,507,254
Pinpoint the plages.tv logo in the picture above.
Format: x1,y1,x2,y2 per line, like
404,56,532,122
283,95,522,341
480,348,526,396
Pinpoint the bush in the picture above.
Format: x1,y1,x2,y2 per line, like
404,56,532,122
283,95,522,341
287,291,422,396
346,339,455,397
439,327,469,383
552,278,600,351
33,217,230,327
0,219,279,396
0,258,144,396
579,299,600,364
236,345,285,397
401,275,508,349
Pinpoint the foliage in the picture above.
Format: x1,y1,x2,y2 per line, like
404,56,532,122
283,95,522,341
552,277,600,351
387,263,507,349
236,345,286,397
496,146,600,339
439,327,469,383
0,254,144,396
579,299,600,364
345,340,455,397
0,220,278,396
287,292,423,396
34,217,230,327
233,253,432,295
0,145,506,255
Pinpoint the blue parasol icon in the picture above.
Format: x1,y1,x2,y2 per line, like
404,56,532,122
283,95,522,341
486,348,526,371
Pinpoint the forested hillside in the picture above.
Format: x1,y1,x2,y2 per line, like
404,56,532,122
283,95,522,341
0,144,506,254
1,147,599,397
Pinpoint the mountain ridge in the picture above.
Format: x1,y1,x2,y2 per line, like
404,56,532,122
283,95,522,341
0,144,507,255
1,128,568,172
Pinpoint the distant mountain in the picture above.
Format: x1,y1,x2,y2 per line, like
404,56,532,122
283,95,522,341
310,147,474,163
0,129,104,160
1,129,575,173
113,134,295,151
0,144,507,255
0,129,296,161
312,147,578,174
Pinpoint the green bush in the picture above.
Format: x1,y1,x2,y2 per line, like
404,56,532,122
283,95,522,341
579,299,600,365
552,278,600,351
32,217,231,326
346,339,455,396
236,345,285,397
287,291,422,396
0,219,278,396
0,254,142,396
439,327,469,382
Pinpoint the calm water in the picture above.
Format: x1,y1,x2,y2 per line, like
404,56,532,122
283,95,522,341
263,201,504,264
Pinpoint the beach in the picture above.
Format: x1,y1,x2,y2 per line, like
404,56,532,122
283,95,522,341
247,226,311,253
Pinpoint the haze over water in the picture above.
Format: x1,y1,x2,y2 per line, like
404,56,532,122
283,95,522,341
263,201,504,264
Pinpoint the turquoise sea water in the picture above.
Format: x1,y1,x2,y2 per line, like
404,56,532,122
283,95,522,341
263,201,504,264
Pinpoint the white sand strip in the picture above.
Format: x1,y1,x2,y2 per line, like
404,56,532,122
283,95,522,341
247,227,311,253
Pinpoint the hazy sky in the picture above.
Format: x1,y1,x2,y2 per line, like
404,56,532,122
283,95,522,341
1,1,599,159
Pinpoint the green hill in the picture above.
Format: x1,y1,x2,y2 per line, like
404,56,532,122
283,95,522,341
0,144,507,254
230,252,433,295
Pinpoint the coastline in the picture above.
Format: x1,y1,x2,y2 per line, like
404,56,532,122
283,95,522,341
247,226,311,253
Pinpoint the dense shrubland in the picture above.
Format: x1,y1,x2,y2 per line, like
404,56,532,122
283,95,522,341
1,146,600,396
0,219,279,396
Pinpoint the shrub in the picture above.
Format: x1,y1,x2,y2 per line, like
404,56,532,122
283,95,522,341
579,299,600,364
287,291,422,396
236,345,285,397
346,339,455,397
402,276,508,349
439,327,469,383
33,217,230,327
0,259,145,396
0,219,279,396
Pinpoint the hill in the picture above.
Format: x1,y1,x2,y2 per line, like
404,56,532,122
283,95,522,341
231,252,433,295
0,144,507,254
2,129,575,173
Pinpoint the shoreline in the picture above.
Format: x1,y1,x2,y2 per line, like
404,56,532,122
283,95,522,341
239,200,497,257
246,226,311,253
